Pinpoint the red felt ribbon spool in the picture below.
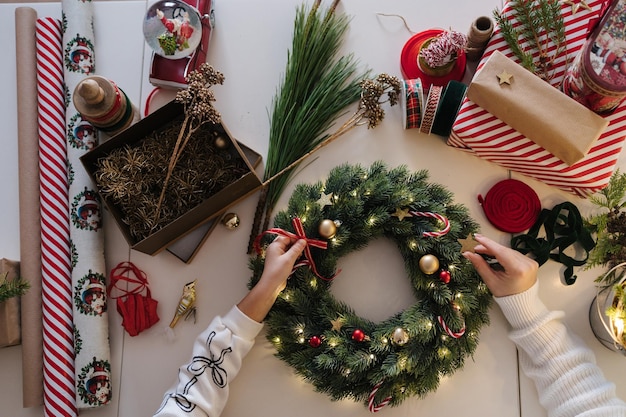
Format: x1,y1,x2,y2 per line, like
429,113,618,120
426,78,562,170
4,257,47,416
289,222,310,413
478,179,541,233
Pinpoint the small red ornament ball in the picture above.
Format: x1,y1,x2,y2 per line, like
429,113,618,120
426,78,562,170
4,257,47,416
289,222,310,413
351,329,366,342
439,270,451,284
309,335,322,348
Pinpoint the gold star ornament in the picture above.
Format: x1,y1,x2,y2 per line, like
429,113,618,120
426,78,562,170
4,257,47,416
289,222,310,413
457,233,479,253
562,0,591,14
330,317,345,332
316,192,334,208
497,70,513,85
391,207,412,221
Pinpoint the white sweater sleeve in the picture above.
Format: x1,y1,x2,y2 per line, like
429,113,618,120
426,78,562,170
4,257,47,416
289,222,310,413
495,281,626,417
153,305,264,417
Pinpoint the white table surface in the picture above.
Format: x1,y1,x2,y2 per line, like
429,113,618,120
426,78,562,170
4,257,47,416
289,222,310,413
0,1,624,416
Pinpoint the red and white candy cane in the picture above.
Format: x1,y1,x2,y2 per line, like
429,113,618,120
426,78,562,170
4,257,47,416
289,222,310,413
437,315,466,339
368,381,392,413
410,211,451,237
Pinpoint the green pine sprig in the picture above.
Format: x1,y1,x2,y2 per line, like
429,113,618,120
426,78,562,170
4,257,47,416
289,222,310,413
493,0,567,83
585,169,626,284
248,1,368,252
0,272,30,303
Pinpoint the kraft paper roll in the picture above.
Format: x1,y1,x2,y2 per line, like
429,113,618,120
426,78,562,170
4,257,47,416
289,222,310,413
467,50,609,166
15,6,45,408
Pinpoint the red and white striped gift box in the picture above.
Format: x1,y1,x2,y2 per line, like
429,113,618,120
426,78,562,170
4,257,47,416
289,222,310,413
449,0,626,197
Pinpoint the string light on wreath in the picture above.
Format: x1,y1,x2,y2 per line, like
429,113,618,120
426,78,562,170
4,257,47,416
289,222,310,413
248,162,491,410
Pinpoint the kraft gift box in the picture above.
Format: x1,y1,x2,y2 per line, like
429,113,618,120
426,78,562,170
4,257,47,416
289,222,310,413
467,50,608,166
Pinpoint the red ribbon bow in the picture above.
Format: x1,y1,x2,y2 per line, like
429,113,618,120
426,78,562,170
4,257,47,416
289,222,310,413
107,262,160,336
254,217,338,281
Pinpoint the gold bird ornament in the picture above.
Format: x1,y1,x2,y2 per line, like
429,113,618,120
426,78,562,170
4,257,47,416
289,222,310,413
169,280,197,328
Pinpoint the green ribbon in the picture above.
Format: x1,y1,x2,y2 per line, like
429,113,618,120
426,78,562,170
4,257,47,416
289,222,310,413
510,202,596,285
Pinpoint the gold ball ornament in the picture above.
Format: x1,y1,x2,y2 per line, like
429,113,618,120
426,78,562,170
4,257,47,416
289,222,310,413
318,219,337,239
221,212,240,230
214,135,229,149
392,327,409,346
418,254,440,275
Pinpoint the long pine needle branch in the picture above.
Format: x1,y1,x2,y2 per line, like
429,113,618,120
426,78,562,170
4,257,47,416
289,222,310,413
247,1,368,252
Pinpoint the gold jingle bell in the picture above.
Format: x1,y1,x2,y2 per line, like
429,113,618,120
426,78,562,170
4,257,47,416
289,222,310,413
318,219,337,239
392,327,409,346
221,212,240,230
418,254,439,275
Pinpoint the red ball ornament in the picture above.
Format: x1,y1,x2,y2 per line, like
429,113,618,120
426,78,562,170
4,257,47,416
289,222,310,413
309,335,322,348
351,329,366,342
439,270,451,284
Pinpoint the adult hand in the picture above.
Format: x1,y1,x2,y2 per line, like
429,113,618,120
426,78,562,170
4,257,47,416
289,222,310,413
463,234,538,297
238,236,306,322
259,236,307,293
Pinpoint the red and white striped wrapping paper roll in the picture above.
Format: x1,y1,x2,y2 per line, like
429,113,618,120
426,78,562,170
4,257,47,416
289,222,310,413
36,17,78,417
449,0,626,197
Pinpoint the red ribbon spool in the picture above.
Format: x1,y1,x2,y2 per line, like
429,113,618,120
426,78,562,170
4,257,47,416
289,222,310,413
400,29,467,87
478,179,541,233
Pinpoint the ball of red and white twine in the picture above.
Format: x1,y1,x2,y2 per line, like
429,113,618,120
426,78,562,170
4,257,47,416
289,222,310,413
419,30,468,67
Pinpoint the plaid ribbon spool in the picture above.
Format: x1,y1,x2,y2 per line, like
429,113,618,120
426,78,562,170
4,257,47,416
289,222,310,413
401,78,423,129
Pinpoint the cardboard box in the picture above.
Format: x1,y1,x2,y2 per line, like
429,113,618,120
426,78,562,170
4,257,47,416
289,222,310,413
0,259,21,348
81,100,263,256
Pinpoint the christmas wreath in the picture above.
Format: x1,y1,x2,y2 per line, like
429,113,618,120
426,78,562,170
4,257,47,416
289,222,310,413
249,162,492,411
